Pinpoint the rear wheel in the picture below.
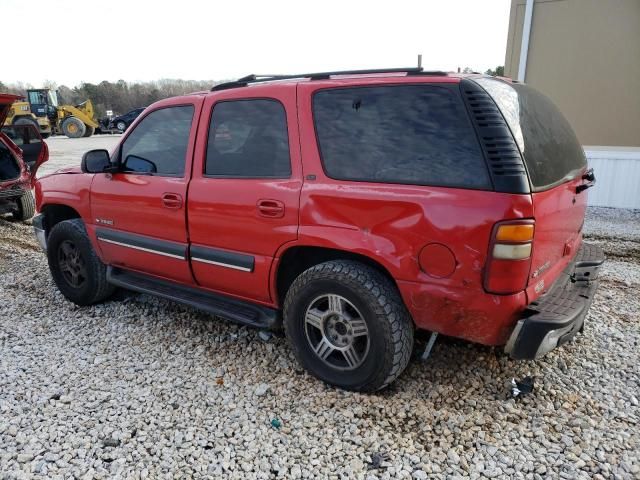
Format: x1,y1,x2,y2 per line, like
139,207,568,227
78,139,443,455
61,117,86,138
14,116,39,130
284,260,414,392
47,219,115,305
82,126,95,137
116,121,127,132
10,191,35,221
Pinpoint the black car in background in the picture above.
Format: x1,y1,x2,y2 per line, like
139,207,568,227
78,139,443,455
109,108,145,132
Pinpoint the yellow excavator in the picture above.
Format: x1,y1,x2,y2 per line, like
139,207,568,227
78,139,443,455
4,88,99,138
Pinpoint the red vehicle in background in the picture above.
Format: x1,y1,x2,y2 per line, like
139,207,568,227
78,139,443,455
32,69,603,391
0,93,48,220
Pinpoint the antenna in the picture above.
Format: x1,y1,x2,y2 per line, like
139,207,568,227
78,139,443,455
417,54,422,68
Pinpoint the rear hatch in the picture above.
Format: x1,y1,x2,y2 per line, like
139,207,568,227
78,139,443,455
476,78,591,301
1,94,49,183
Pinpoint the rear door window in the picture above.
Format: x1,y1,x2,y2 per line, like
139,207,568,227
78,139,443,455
312,85,491,189
475,78,586,190
205,99,291,178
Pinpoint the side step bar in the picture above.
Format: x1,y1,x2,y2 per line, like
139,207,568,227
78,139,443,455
106,267,280,329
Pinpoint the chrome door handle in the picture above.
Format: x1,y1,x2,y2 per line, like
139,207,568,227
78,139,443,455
162,193,183,209
257,199,285,218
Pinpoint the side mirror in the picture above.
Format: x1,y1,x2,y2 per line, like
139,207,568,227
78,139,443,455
81,149,113,173
122,155,157,173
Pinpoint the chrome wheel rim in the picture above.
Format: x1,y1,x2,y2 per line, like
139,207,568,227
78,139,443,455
117,122,126,131
57,240,87,288
304,294,370,371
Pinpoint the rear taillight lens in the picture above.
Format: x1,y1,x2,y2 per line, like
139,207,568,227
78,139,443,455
484,220,534,294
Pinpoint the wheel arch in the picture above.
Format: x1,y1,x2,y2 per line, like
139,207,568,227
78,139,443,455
274,245,400,307
41,203,82,237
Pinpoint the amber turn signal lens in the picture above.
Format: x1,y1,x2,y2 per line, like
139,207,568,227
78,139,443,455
495,224,534,242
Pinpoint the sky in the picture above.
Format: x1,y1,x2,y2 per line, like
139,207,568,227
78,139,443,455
2,0,511,87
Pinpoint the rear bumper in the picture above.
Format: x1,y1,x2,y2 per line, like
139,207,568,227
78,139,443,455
505,243,605,360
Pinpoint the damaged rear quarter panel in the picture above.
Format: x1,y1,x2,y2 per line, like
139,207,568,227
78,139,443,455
297,181,534,345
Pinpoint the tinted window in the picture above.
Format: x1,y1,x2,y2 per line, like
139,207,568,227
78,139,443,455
206,99,291,177
476,78,586,190
313,85,490,189
120,105,194,176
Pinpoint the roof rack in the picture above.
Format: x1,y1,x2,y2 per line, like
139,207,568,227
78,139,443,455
210,67,449,91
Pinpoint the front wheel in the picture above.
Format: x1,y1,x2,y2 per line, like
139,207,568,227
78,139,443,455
61,117,86,138
284,260,414,392
116,121,127,132
47,219,115,305
82,126,95,137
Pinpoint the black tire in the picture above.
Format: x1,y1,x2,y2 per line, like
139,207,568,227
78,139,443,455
14,116,39,130
284,260,414,392
61,117,86,138
11,191,35,221
82,126,95,137
41,133,51,139
47,219,115,306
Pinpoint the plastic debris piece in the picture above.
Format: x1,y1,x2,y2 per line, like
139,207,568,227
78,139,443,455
258,330,272,341
510,375,535,399
368,452,389,469
270,418,282,429
215,377,224,385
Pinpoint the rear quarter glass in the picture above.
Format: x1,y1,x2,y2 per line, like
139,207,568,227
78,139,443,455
475,78,586,190
312,84,492,190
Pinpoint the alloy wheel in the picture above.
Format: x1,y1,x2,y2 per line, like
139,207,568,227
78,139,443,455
304,294,370,371
57,240,87,289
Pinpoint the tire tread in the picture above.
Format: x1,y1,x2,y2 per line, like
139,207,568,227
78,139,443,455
284,260,413,391
47,219,114,305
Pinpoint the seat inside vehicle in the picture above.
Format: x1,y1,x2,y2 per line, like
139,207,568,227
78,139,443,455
0,142,21,181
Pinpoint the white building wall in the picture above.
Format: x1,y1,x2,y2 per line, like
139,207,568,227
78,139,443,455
584,147,640,210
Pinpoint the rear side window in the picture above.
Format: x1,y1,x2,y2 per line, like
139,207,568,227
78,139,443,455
120,105,194,176
476,78,586,190
313,85,490,189
206,99,291,178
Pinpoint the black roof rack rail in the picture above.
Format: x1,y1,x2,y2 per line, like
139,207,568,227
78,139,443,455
210,67,449,91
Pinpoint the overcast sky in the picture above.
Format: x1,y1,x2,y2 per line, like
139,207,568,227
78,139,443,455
2,0,511,86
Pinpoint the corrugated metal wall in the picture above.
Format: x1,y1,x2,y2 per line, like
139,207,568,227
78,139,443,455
585,148,640,209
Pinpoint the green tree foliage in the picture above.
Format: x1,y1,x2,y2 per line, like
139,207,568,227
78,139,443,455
485,66,505,77
0,79,218,118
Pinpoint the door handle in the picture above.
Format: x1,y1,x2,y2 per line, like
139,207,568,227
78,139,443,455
257,199,285,218
162,192,183,209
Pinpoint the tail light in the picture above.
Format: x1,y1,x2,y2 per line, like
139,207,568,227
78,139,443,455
484,220,534,294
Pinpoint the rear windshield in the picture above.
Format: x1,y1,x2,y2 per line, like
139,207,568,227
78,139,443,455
476,78,586,190
313,85,491,189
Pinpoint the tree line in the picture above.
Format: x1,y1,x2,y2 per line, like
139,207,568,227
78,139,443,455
0,79,219,118
2,67,504,118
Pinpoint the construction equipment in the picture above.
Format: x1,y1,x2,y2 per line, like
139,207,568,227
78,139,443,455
4,88,99,139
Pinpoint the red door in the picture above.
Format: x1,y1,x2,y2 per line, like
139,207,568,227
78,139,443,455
90,98,203,284
187,86,302,305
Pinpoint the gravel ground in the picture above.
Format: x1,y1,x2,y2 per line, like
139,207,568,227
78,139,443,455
1,205,639,479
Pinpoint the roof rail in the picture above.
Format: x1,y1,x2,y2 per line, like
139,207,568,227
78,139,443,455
210,67,449,91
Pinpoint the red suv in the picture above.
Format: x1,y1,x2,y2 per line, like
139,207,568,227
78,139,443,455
33,69,604,391
1,94,48,220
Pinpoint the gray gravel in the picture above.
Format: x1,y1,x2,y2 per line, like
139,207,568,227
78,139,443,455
0,208,639,479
